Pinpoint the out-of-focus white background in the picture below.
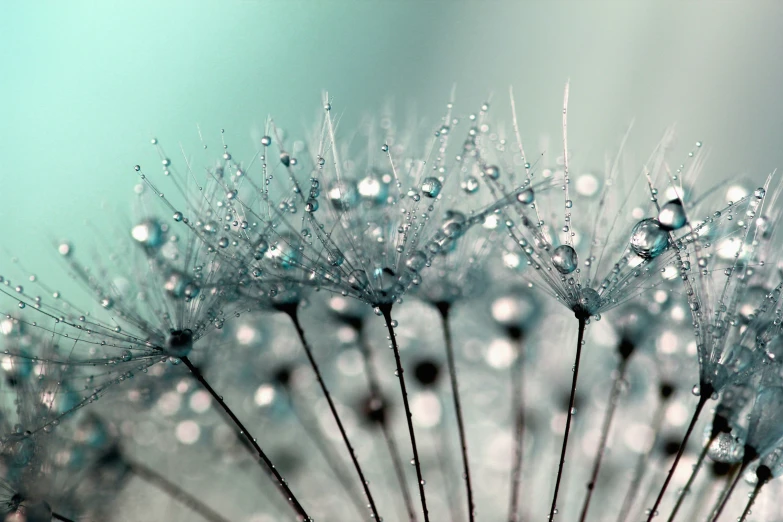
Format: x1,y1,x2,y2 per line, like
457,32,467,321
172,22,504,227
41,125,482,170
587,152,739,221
1,1,782,271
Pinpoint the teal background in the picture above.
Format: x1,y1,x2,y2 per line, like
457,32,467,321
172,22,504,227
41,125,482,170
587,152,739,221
2,0,783,277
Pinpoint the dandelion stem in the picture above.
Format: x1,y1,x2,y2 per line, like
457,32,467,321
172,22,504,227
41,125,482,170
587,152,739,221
126,458,231,522
179,356,310,521
436,302,475,522
357,331,418,522
280,304,382,522
282,388,369,521
665,431,717,522
508,333,526,522
578,354,630,522
738,465,770,522
379,302,430,522
707,461,747,522
433,422,464,522
645,389,711,522
549,315,587,521
616,384,671,522
52,514,75,522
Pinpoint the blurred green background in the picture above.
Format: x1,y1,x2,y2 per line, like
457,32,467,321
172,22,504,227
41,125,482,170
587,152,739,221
2,0,782,276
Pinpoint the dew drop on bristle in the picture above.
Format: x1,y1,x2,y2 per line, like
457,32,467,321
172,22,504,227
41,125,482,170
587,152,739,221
327,180,359,211
552,245,578,274
420,177,442,198
305,198,319,212
462,176,479,194
0,433,35,468
131,219,165,248
630,218,669,259
260,135,272,146
254,239,269,260
516,188,534,204
579,288,601,315
405,251,428,272
657,199,686,231
485,165,500,180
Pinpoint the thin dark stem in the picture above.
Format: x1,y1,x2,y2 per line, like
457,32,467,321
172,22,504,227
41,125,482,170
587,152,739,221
666,432,716,522
379,302,430,522
127,458,231,522
548,316,587,521
578,356,629,522
433,422,464,522
52,514,75,522
282,389,368,521
179,356,310,521
738,475,768,522
645,390,710,522
358,333,418,522
282,306,381,522
508,335,526,522
616,392,669,522
436,303,475,522
708,461,748,522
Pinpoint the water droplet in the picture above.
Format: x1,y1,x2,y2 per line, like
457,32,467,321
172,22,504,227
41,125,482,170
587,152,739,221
462,176,480,194
552,245,578,274
658,199,686,231
630,218,669,259
485,165,500,180
420,177,442,198
516,188,534,204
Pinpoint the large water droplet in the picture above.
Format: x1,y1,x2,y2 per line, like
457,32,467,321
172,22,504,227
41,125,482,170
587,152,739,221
552,245,578,274
420,177,442,198
630,218,669,259
516,188,535,204
131,219,165,248
657,199,686,231
405,251,428,272
485,165,501,180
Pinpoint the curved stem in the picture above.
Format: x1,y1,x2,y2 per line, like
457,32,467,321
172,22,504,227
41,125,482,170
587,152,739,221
436,303,475,522
379,302,430,522
282,306,381,522
548,316,587,521
358,333,418,522
282,388,368,521
578,356,629,522
738,478,767,522
127,458,231,522
616,393,668,522
708,461,748,522
52,514,75,522
180,356,310,520
666,432,716,522
508,335,526,522
645,391,710,522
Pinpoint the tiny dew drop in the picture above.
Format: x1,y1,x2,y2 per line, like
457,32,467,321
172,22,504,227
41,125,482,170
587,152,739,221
692,385,700,396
